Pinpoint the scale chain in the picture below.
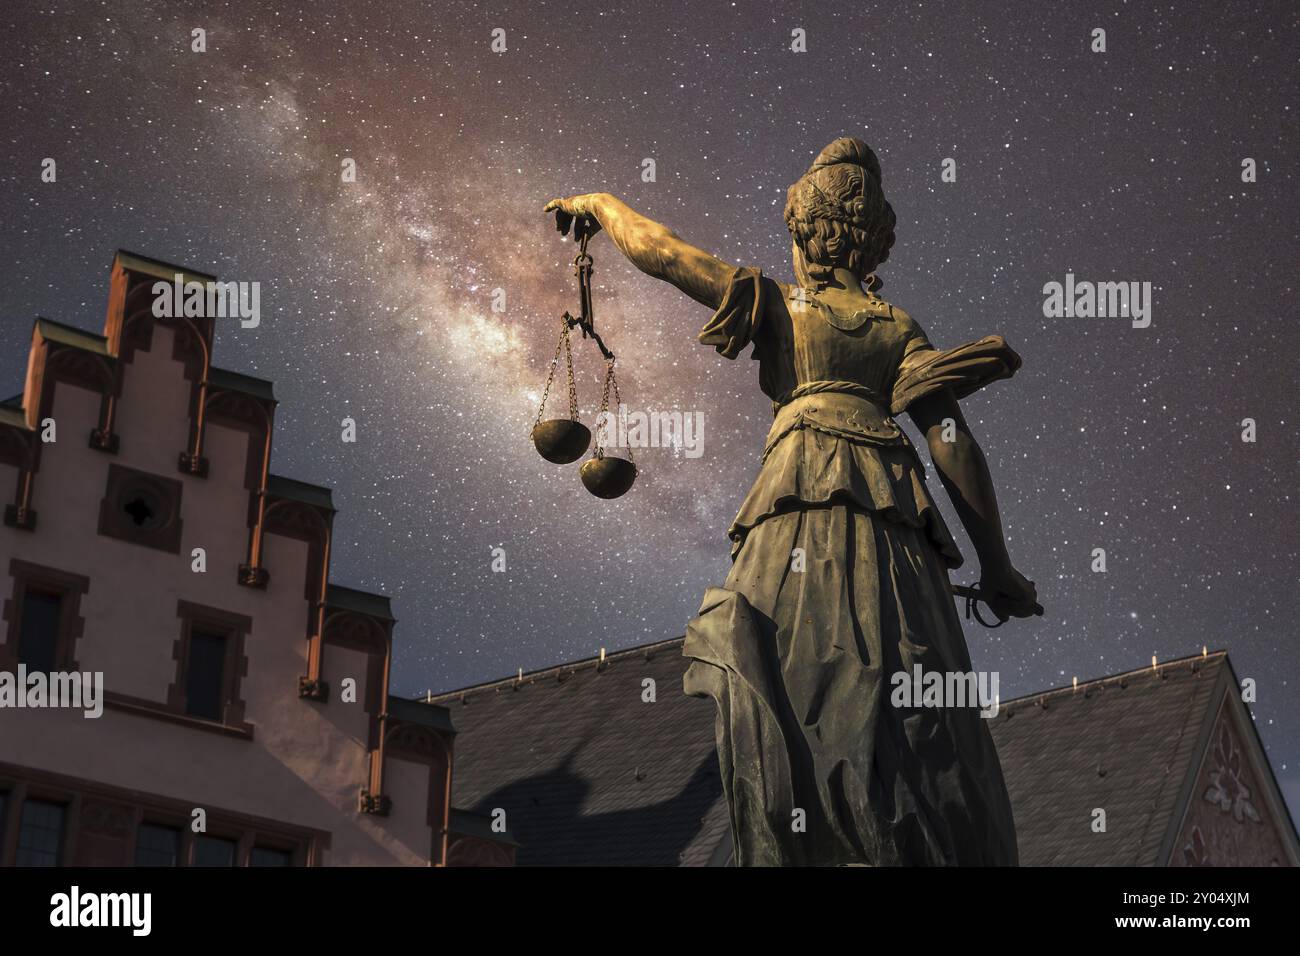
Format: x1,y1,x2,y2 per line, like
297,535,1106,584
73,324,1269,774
564,315,578,420
592,357,633,463
533,314,580,431
609,360,632,463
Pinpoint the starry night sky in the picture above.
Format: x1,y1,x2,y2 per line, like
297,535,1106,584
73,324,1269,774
2,2,1296,806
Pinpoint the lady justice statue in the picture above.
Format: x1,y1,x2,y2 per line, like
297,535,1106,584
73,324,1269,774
546,137,1039,866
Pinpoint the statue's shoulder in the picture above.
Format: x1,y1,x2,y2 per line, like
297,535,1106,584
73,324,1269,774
878,299,911,321
883,302,925,334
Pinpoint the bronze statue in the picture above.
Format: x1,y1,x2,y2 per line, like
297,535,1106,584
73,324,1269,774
546,137,1039,866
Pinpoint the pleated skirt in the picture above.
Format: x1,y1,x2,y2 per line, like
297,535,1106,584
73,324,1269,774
684,501,1019,866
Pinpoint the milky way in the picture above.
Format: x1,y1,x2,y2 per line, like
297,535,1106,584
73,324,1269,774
1,1,1296,804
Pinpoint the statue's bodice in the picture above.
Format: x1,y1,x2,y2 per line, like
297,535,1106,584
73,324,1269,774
697,265,1023,568
753,284,919,406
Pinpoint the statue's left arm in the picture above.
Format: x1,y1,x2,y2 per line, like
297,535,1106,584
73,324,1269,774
907,388,1038,621
544,193,734,309
889,310,1036,620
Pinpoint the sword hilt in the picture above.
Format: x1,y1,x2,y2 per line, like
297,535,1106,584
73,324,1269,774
951,583,1044,628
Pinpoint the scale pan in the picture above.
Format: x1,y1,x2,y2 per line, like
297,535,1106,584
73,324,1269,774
580,456,637,499
532,419,591,464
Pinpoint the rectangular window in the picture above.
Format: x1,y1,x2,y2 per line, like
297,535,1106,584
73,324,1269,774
17,590,62,673
168,601,251,732
134,822,182,867
184,629,227,721
193,835,237,867
15,800,65,866
250,845,292,867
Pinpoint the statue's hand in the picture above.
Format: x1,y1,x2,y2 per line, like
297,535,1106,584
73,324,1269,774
980,564,1042,621
544,194,605,242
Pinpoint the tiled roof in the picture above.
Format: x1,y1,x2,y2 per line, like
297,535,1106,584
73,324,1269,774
429,638,728,866
429,642,1234,866
991,652,1226,865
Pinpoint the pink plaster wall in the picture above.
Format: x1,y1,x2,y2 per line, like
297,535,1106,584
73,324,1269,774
0,323,439,866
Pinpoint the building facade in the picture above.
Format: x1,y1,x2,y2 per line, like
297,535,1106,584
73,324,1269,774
0,251,513,866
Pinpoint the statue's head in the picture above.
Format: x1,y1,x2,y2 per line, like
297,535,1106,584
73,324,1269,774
784,137,896,288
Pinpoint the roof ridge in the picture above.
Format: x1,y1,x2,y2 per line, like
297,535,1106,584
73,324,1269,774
427,640,1226,707
423,636,687,703
265,474,335,512
208,366,276,401
1001,650,1227,711
115,248,217,283
36,315,106,339
267,473,332,493
325,582,394,622
34,317,111,355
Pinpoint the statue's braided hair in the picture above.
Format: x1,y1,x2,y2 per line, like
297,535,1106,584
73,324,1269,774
783,137,896,286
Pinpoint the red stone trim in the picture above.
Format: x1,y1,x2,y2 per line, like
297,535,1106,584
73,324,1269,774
164,600,253,735
319,610,395,819
116,279,211,380
114,278,214,477
88,361,124,454
385,724,449,765
254,496,330,595
384,722,454,865
5,335,118,530
329,627,390,760
0,558,90,671
30,339,118,471
40,346,122,455
322,609,390,656
206,388,276,443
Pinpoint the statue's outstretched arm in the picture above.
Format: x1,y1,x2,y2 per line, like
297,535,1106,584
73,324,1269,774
545,193,734,310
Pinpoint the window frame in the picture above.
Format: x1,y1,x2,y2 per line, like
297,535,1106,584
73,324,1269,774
182,627,229,722
165,600,252,734
192,832,241,868
14,797,68,867
1,559,90,673
249,840,296,867
14,588,63,673
0,764,323,866
132,820,184,867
